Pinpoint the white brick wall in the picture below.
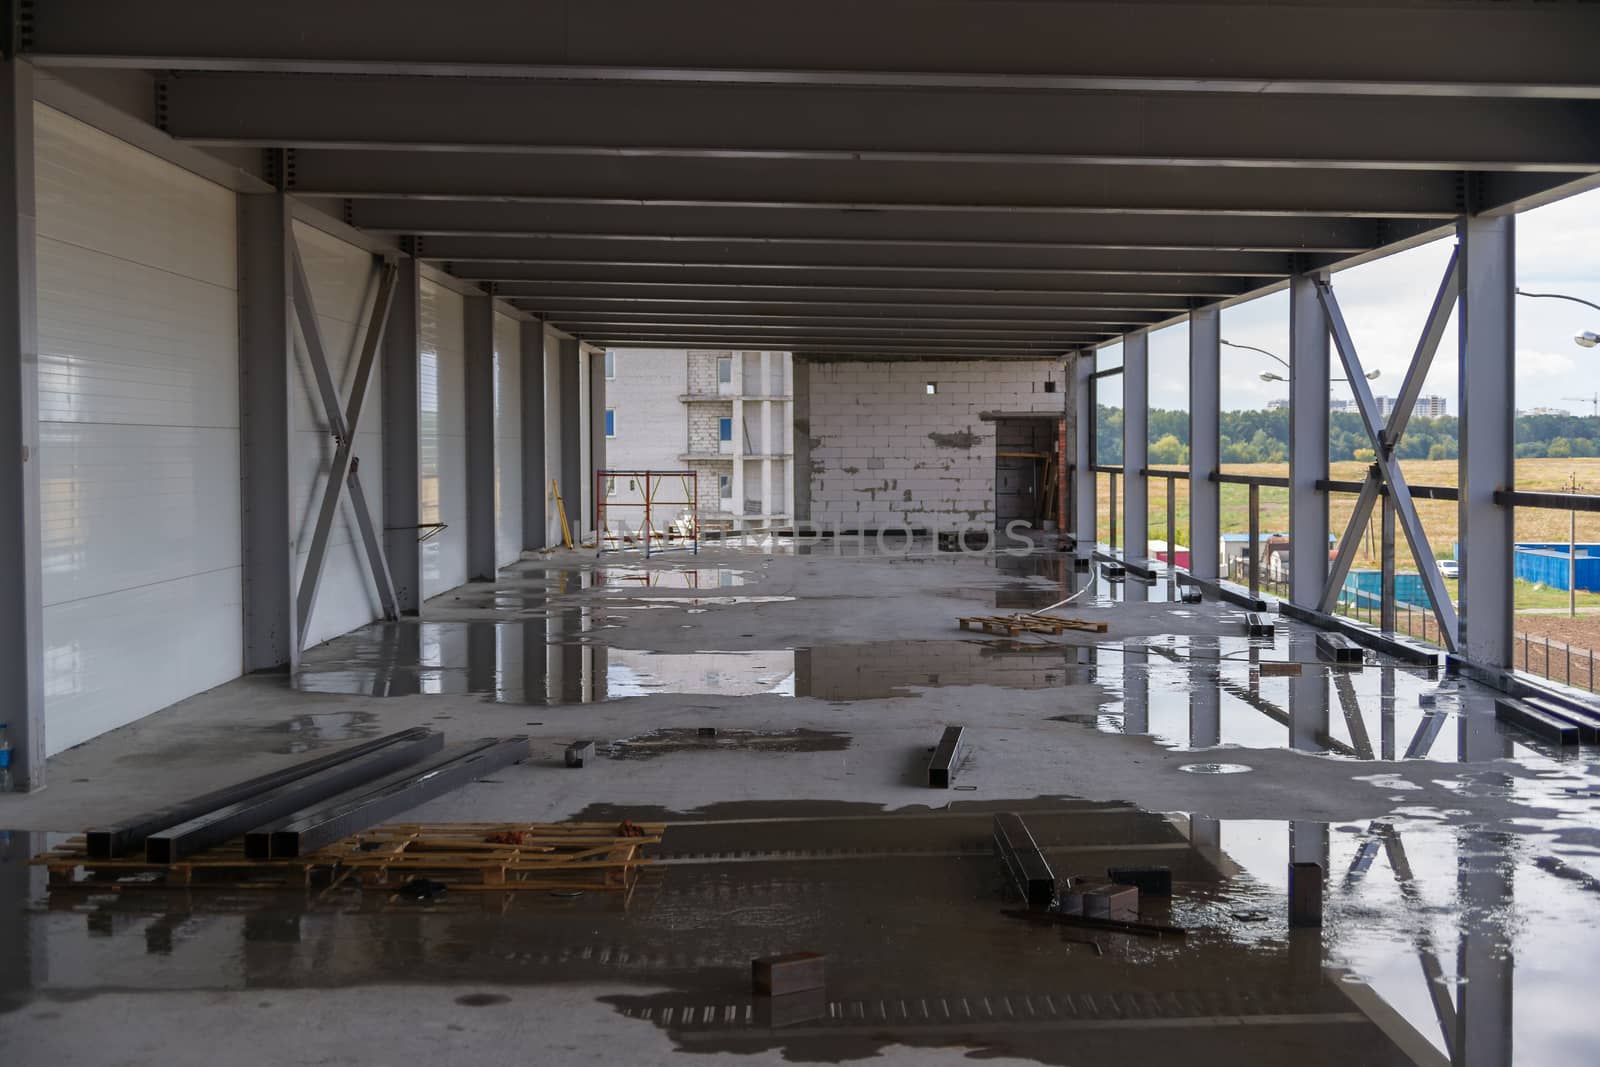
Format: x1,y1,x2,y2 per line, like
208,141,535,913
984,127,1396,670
806,359,1063,529
605,348,684,472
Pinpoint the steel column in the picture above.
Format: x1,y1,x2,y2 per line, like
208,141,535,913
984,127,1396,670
382,254,424,612
1189,637,1221,748
1381,489,1397,632
1455,829,1514,1067
1458,215,1516,669
1071,353,1095,548
557,337,582,539
1122,331,1149,562
1288,274,1329,606
1188,308,1220,579
520,320,548,549
589,347,607,534
0,52,41,788
464,292,497,579
237,193,297,671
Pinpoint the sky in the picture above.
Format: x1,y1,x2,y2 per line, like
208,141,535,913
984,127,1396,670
1126,187,1600,415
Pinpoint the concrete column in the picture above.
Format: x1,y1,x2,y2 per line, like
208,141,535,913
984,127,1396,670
0,55,43,788
1122,332,1149,560
1188,310,1221,579
381,255,422,613
1289,273,1331,605
1458,215,1516,669
1072,353,1095,549
557,337,581,541
463,293,496,580
589,347,606,535
236,192,296,671
520,320,546,550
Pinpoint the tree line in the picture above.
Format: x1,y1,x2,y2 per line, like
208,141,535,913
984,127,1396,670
1095,406,1600,466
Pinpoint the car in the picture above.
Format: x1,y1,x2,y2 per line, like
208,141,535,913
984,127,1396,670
1437,559,1461,579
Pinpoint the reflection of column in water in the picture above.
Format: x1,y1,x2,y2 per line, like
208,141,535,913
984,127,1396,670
1458,688,1514,762
793,647,813,698
1455,826,1514,1067
1122,576,1148,605
1189,636,1221,748
522,616,548,705
1380,666,1397,761
0,831,46,993
1288,632,1329,752
588,644,609,703
466,621,498,696
375,623,423,698
1188,814,1222,866
1123,643,1149,735
559,608,585,704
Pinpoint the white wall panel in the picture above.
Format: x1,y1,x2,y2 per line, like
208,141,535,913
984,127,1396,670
420,280,468,598
289,221,387,648
493,312,523,567
34,104,242,753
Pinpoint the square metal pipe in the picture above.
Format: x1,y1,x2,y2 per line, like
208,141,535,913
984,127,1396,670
464,292,497,579
0,56,43,789
1188,309,1220,579
1072,353,1095,547
520,320,547,549
1457,215,1516,669
1122,331,1149,561
1289,273,1330,606
589,346,607,534
382,255,423,613
558,336,582,533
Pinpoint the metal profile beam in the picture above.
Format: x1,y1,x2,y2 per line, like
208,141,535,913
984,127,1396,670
1319,248,1460,614
1288,274,1330,607
247,737,532,859
1071,352,1095,546
0,51,43,789
498,283,1194,311
157,74,1600,172
25,1,1600,96
539,311,1134,331
578,338,1075,357
1122,331,1149,562
290,240,401,644
1187,308,1220,580
144,729,446,862
464,293,496,580
520,320,547,551
1316,279,1459,651
544,319,1107,339
382,254,423,613
86,727,439,858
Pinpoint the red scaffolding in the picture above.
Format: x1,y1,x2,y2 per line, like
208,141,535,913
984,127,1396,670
595,469,700,557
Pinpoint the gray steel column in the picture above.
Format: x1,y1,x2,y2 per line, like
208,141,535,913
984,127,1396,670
1188,309,1220,579
590,347,607,533
558,337,582,533
1381,489,1397,632
1455,828,1514,1067
0,55,43,789
381,254,423,613
1188,636,1221,748
463,293,496,580
793,358,811,522
1072,353,1095,549
1458,215,1516,669
1122,331,1149,561
1289,273,1330,606
1289,630,1329,753
237,192,296,672
520,320,547,550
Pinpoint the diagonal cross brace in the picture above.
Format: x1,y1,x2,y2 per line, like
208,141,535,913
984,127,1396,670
291,240,400,647
1314,257,1460,652
1320,248,1459,620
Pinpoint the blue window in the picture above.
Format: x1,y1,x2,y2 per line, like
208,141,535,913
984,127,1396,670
605,408,616,437
718,417,732,442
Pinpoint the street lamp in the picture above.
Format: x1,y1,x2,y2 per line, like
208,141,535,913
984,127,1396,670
1225,339,1381,384
1578,331,1599,349
1515,289,1600,349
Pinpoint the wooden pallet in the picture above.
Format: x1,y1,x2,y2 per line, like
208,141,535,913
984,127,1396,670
958,613,1108,637
32,820,663,894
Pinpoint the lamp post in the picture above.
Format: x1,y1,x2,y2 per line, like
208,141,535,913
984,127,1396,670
1515,289,1600,349
1222,338,1380,385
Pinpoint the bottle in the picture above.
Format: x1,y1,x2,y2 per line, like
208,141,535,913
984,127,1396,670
0,722,12,791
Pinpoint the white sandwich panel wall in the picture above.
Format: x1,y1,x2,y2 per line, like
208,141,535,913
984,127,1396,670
420,278,468,598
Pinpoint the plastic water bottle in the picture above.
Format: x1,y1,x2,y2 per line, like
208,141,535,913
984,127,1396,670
0,722,13,791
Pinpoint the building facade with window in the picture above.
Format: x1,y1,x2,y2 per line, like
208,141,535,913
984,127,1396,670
603,348,795,530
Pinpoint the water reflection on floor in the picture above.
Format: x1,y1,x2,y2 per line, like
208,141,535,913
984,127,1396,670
4,800,1597,1064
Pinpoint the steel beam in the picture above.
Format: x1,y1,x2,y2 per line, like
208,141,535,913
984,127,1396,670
146,729,445,863
1317,279,1459,651
524,306,1158,328
520,320,547,550
543,315,1114,337
573,336,1072,357
294,151,1471,219
26,1,1600,97
1288,274,1330,607
85,727,439,858
0,51,42,789
1457,215,1516,669
350,201,1418,253
499,282,1193,312
158,74,1600,172
246,737,532,859
463,292,497,579
1187,308,1220,580
992,812,1057,911
290,241,400,643
1122,332,1149,562
382,254,423,613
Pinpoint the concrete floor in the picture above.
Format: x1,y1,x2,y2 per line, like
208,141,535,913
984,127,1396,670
3,541,1600,1064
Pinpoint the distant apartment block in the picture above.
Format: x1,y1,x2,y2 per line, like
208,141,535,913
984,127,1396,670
1376,394,1448,419
604,348,794,530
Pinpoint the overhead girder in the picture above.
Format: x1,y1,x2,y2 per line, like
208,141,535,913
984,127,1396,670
344,201,1438,254
411,236,1300,277
290,151,1483,218
490,282,1194,312
539,319,1108,341
25,0,1600,98
513,308,1161,329
158,74,1600,173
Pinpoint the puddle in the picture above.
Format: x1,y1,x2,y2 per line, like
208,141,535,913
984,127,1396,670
606,727,851,760
261,712,380,754
1178,762,1253,774
593,566,749,589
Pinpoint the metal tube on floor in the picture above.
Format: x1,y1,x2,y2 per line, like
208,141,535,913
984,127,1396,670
251,737,533,859
144,730,445,863
86,727,440,858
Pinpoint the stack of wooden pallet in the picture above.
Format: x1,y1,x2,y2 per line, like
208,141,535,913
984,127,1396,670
957,612,1108,637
